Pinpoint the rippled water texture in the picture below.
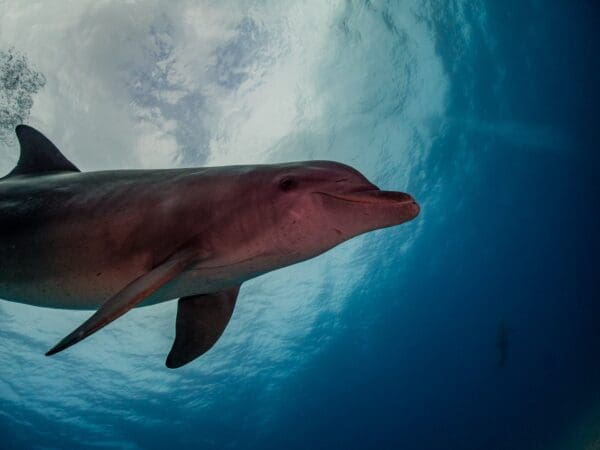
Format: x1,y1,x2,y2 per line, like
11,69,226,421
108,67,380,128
0,1,598,449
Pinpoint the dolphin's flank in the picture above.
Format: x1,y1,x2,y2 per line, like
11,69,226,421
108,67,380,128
0,125,420,368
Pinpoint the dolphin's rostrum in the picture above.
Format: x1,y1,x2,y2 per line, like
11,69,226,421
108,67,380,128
0,125,420,368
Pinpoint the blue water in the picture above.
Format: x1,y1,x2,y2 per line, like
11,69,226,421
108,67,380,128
0,1,598,449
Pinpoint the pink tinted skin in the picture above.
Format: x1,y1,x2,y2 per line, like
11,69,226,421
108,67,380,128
180,161,418,280
0,161,419,310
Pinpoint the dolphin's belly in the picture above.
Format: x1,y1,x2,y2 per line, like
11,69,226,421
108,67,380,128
0,257,235,310
0,249,144,309
0,207,222,309
0,232,243,310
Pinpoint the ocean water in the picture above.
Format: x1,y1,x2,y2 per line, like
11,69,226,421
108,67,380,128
0,1,598,449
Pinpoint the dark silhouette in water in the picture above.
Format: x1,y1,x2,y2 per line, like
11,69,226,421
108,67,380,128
496,319,509,368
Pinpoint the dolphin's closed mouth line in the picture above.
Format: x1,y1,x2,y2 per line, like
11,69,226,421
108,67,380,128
315,191,415,206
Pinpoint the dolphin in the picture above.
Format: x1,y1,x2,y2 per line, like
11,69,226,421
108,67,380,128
0,125,420,368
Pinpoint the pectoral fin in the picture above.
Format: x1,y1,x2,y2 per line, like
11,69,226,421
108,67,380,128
45,248,199,356
165,287,240,369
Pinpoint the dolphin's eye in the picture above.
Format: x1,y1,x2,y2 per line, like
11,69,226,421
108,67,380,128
279,177,297,192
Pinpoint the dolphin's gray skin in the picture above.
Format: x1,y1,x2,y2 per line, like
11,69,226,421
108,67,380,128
0,125,419,368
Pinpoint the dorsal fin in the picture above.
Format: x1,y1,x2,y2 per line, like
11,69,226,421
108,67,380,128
7,125,80,177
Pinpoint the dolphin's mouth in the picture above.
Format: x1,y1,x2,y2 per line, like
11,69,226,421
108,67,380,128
316,189,418,207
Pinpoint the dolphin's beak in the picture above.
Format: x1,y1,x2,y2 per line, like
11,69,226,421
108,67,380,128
317,189,420,219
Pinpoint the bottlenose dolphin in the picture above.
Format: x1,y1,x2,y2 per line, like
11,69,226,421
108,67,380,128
0,125,419,368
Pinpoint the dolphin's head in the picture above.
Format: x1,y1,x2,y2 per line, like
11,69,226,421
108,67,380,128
250,160,420,265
